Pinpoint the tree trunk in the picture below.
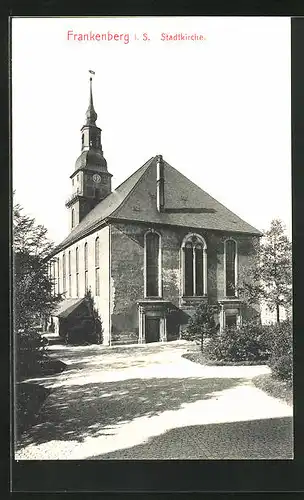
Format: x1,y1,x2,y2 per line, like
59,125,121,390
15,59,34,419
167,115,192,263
276,303,280,324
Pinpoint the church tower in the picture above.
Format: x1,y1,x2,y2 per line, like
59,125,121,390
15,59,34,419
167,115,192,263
65,73,112,230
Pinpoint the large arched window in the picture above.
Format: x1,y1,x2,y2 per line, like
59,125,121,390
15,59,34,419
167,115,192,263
182,234,207,297
224,239,237,297
145,230,161,297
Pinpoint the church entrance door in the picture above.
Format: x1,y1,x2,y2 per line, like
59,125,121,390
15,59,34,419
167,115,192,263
145,317,160,343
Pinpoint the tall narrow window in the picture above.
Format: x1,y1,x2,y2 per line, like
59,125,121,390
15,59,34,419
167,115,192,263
68,251,71,297
182,234,207,297
225,239,237,297
184,242,193,296
95,237,100,296
62,253,66,294
57,257,60,294
71,209,75,229
49,260,55,296
145,231,161,297
84,242,88,291
76,247,79,297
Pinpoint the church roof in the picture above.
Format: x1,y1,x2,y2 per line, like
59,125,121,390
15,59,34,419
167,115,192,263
55,156,261,253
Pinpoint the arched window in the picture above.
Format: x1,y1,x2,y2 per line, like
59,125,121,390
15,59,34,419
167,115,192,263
182,234,207,297
145,231,161,297
62,253,66,294
224,239,237,297
95,237,100,296
68,251,71,296
57,257,60,294
75,247,79,297
84,242,88,291
71,209,75,229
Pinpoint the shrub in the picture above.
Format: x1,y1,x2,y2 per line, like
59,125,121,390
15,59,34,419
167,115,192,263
65,290,104,345
266,320,293,382
204,319,293,379
16,329,49,379
204,320,269,363
270,355,293,382
181,302,220,347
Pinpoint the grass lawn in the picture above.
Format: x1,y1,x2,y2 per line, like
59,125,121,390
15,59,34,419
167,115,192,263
252,373,293,406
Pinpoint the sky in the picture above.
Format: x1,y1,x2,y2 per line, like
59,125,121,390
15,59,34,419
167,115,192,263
12,17,291,244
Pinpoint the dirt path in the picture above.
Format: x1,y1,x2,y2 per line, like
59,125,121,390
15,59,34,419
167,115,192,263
15,341,293,460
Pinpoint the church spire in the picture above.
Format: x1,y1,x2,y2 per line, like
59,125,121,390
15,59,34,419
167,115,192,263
85,71,97,126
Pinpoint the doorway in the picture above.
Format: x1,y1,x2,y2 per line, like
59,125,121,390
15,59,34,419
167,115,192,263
145,317,160,343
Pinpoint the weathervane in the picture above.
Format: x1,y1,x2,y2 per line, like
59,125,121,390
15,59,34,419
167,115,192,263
89,69,95,81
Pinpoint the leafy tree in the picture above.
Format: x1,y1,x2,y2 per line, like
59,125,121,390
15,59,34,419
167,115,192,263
13,201,62,330
182,301,220,350
13,198,62,378
240,219,292,324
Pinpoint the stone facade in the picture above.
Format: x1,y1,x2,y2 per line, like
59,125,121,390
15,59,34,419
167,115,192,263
51,221,260,345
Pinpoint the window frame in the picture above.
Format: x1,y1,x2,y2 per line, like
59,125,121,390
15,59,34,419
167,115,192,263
84,242,88,292
224,238,238,298
181,233,207,297
144,229,162,298
95,236,100,296
62,253,66,294
68,251,72,297
75,247,79,297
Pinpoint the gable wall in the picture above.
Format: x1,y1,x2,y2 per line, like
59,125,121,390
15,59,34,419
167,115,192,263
110,221,260,343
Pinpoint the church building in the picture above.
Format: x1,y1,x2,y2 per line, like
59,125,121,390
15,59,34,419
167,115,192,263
49,76,262,345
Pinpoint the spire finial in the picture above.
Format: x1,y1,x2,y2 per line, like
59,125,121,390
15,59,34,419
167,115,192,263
85,70,97,125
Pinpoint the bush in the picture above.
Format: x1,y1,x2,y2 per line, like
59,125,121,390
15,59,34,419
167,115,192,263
181,302,220,347
270,355,293,382
65,290,104,345
204,321,269,363
204,319,293,379
16,329,49,380
266,320,293,382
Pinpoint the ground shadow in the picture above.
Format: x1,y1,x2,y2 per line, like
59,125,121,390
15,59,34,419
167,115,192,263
47,342,192,372
88,416,293,460
17,376,243,448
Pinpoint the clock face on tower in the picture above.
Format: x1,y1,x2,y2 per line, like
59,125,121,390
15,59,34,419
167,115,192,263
92,174,101,183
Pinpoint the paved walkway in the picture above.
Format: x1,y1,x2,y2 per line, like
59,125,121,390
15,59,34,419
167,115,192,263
15,341,293,460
